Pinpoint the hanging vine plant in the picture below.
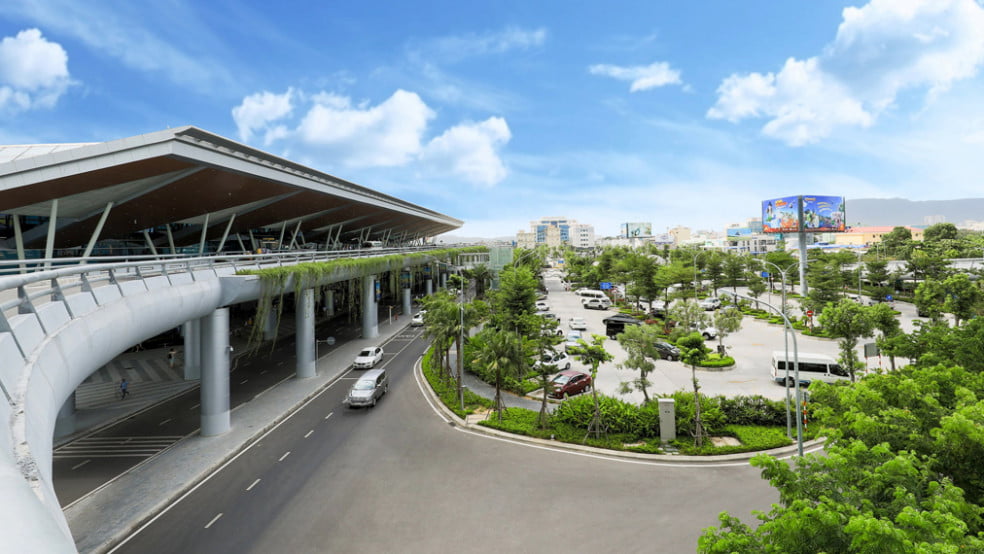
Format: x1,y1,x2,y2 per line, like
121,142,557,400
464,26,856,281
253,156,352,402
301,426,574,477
237,247,487,352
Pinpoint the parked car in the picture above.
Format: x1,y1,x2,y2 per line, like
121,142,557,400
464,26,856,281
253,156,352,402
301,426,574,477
410,310,426,326
353,346,384,369
690,324,717,339
548,370,592,399
344,368,389,408
568,317,588,330
583,298,610,310
653,341,680,361
535,300,550,311
699,297,721,310
565,330,583,352
533,350,571,371
541,312,559,321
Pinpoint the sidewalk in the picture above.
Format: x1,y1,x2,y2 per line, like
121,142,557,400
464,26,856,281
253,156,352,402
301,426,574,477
64,313,410,554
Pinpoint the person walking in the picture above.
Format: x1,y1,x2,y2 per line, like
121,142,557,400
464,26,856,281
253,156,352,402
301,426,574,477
119,378,129,400
167,347,177,369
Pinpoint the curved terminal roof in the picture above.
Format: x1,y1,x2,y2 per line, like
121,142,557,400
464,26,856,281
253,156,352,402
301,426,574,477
0,126,462,250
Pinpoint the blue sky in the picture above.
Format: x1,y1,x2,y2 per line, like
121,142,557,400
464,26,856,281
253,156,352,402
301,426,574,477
2,1,984,239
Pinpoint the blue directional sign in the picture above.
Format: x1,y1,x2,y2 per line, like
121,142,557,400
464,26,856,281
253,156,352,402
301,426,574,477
761,271,770,278
599,282,612,290
886,294,893,301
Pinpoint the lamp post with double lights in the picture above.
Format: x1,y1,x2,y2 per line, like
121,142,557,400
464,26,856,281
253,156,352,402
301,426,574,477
755,258,798,441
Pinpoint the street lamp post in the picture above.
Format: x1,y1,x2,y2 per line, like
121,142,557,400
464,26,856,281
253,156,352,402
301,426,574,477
755,258,797,440
693,252,700,300
719,288,804,456
857,250,863,300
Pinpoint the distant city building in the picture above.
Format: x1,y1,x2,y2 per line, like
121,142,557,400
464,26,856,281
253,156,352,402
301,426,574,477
960,220,984,231
516,216,595,248
924,215,946,225
834,226,924,246
668,226,691,245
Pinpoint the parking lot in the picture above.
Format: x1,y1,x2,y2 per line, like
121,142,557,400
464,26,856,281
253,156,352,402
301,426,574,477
540,274,911,403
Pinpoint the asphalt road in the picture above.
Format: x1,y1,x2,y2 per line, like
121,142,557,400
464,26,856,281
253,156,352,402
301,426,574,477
53,319,363,508
108,326,777,554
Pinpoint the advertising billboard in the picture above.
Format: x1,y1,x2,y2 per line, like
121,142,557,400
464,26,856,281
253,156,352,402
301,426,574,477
762,195,846,233
801,195,846,232
726,227,753,238
621,222,652,238
762,195,800,233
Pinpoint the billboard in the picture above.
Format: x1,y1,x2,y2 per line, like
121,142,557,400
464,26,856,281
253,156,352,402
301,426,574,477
621,222,652,237
727,227,753,238
762,195,845,233
802,195,846,232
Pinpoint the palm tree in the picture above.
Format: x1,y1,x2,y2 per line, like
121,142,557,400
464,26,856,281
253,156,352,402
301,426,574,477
471,327,525,421
467,264,495,299
420,292,458,382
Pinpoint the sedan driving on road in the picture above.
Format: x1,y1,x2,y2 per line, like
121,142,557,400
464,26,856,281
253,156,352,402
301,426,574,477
569,317,588,330
654,341,680,361
353,346,384,369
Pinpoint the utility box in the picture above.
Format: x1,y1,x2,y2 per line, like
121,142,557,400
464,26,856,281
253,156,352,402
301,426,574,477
658,398,676,443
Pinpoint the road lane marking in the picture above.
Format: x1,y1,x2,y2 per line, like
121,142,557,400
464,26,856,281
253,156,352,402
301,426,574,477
204,513,223,529
71,460,90,470
260,370,268,375
304,430,314,438
158,418,172,426
190,403,200,410
279,451,290,462
240,379,249,384
324,412,334,420
246,478,261,491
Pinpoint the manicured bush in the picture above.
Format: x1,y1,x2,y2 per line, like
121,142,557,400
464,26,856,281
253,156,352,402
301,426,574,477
716,395,787,426
699,356,735,368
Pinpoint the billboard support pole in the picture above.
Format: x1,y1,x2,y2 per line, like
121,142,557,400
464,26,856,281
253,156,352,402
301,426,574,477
798,230,808,296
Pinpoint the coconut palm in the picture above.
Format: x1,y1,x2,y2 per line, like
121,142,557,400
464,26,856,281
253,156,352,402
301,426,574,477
471,327,525,421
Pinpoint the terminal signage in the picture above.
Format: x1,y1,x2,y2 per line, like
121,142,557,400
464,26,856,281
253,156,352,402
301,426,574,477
599,282,612,290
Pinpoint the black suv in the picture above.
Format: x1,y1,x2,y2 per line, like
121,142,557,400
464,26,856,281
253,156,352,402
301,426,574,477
654,341,680,361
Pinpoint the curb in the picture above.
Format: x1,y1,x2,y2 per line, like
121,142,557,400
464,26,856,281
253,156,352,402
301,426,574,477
416,360,825,465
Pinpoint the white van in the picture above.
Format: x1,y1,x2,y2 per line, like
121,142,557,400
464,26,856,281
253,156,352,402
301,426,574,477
577,290,608,305
771,351,849,386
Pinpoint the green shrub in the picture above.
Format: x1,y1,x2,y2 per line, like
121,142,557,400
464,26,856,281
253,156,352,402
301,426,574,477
699,356,735,368
716,395,787,426
671,425,791,455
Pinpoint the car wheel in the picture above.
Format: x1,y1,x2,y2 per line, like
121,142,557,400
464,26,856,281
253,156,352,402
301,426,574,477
584,384,591,393
384,384,389,394
371,397,377,407
703,333,712,339
564,362,571,370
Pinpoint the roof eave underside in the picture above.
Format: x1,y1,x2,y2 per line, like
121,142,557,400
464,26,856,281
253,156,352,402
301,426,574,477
0,127,461,249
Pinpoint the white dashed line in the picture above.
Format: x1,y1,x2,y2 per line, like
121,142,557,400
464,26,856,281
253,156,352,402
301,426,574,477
158,418,172,426
324,412,334,420
304,430,313,438
204,513,223,529
71,460,90,470
279,451,290,462
190,403,200,411
240,379,249,385
246,478,261,491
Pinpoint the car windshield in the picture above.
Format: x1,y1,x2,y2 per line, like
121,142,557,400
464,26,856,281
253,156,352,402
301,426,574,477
552,375,572,384
353,380,375,390
358,349,373,357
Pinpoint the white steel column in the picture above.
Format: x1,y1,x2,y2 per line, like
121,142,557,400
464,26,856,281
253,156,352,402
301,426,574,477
296,288,316,378
200,308,231,436
362,274,379,339
44,199,58,269
197,213,211,255
216,213,236,253
81,202,113,260
12,215,25,273
143,230,158,256
166,223,176,254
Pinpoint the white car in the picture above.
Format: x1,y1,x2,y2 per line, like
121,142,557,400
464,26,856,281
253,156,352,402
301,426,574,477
699,297,721,310
353,346,384,369
564,331,583,352
568,317,588,330
583,298,610,310
410,310,426,326
533,350,571,371
535,300,550,311
689,324,718,339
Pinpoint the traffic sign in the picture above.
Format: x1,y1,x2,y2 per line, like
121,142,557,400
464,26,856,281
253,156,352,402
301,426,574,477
806,310,814,317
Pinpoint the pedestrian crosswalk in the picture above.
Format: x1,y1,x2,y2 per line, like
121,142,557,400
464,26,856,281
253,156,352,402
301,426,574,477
53,436,185,459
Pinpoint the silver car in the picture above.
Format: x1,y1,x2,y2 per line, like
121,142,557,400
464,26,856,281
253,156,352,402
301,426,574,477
345,369,389,408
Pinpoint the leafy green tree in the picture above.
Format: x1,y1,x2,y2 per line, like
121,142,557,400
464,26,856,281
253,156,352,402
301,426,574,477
678,332,710,446
712,307,743,355
914,278,947,322
722,255,745,293
942,273,982,326
924,222,960,242
470,327,525,421
906,248,951,281
531,316,563,428
489,266,539,335
869,302,901,371
420,291,459,381
705,254,726,293
803,259,842,314
746,273,767,309
668,299,708,333
466,264,495,299
568,334,614,439
699,441,984,553
880,226,913,255
615,324,660,403
816,299,875,381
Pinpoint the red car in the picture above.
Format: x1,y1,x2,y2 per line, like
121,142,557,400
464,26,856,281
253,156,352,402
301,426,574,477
549,370,592,399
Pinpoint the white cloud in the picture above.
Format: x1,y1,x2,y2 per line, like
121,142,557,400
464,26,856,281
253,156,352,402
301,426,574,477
0,28,71,112
421,26,547,64
231,89,295,143
297,89,435,167
589,61,683,92
420,117,511,187
708,0,984,145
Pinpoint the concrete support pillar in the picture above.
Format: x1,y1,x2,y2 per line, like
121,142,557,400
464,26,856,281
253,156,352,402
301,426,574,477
183,319,201,380
296,288,316,378
325,290,335,318
263,305,277,341
402,288,412,318
54,391,76,438
440,273,447,289
362,274,379,339
425,278,433,296
201,308,231,437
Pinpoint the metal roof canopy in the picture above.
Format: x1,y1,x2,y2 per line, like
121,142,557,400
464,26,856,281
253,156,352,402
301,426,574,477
0,126,462,250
